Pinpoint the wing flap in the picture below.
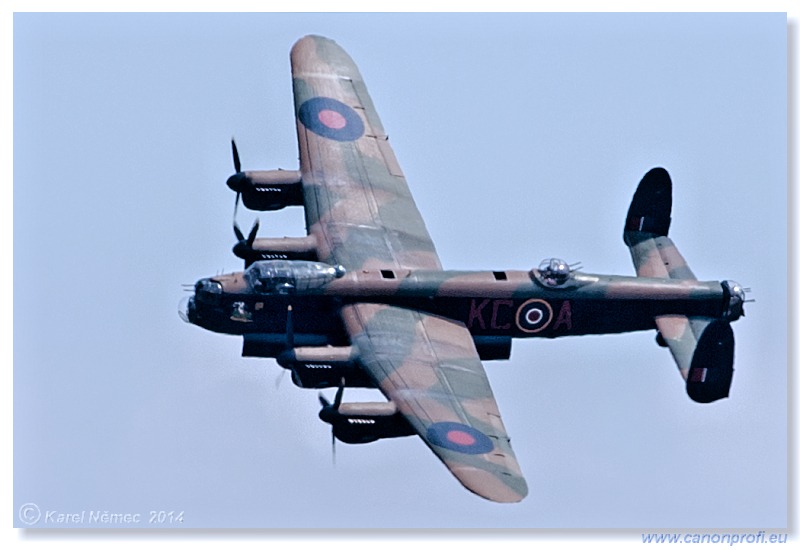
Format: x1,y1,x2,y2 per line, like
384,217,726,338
341,303,528,503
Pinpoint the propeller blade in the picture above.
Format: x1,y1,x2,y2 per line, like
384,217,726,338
274,369,286,389
331,430,336,466
247,218,260,247
231,138,241,174
233,191,241,222
333,378,345,410
317,384,342,466
233,217,260,264
233,218,245,243
231,138,243,244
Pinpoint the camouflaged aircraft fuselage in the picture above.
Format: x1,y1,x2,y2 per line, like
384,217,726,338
187,268,734,345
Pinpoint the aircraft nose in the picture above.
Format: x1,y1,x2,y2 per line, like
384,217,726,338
178,296,193,323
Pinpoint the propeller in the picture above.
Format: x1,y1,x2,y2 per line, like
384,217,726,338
318,378,346,464
318,379,344,416
229,138,244,222
228,139,265,264
232,217,260,263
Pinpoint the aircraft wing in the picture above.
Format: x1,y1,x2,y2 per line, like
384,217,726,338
291,35,527,501
340,302,528,503
291,35,442,271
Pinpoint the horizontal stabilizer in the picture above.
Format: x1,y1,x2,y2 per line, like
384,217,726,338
624,168,736,402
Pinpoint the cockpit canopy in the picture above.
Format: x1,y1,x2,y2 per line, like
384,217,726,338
244,260,345,294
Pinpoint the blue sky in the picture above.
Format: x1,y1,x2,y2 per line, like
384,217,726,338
11,11,789,532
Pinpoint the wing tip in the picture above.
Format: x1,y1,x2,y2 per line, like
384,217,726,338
448,464,529,503
293,34,335,48
291,34,362,82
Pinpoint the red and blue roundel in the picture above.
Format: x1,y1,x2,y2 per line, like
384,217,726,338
426,422,494,455
516,299,553,333
298,97,365,142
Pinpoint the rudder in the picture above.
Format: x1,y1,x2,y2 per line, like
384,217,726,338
624,167,672,246
686,320,735,403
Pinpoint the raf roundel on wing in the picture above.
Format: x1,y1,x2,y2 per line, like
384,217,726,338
298,97,365,141
426,422,494,455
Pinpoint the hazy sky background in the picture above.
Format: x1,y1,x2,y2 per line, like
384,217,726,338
12,12,788,531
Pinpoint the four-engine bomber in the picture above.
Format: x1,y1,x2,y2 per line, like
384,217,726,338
181,35,746,503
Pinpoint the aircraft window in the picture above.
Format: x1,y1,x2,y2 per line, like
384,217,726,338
380,270,396,279
493,271,508,281
244,260,344,294
195,279,223,304
196,279,222,294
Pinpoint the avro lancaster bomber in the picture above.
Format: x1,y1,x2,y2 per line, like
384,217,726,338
181,35,746,503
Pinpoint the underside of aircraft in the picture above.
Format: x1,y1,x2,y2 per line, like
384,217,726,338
181,35,745,503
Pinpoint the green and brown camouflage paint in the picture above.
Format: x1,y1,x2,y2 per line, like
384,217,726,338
183,36,744,503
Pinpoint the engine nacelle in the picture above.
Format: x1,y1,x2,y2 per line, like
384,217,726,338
227,170,303,211
277,346,375,389
246,235,318,262
319,401,415,444
242,333,333,359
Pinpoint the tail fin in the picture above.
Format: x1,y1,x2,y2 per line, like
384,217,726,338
686,320,734,403
624,166,672,241
623,168,734,403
